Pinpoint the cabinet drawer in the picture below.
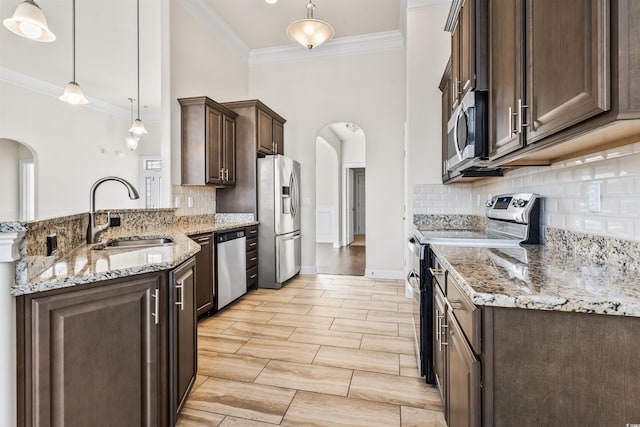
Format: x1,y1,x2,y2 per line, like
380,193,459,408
246,250,258,269
246,236,258,252
247,266,258,287
246,225,258,237
447,275,481,354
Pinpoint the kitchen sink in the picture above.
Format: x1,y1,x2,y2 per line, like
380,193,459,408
93,238,175,250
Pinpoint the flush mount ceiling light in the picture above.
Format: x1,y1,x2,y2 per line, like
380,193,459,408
129,0,147,136
286,0,334,50
59,0,88,105
264,0,278,3
3,0,55,42
125,97,140,151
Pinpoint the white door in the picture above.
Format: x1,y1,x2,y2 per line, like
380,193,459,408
355,170,366,235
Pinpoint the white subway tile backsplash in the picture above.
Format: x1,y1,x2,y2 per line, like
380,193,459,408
413,147,640,241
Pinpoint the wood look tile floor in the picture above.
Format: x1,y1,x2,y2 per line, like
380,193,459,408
178,274,446,427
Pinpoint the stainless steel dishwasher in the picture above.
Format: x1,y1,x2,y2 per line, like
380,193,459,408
215,229,247,310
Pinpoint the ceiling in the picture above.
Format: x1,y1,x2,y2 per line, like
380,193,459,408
0,0,404,117
204,0,403,50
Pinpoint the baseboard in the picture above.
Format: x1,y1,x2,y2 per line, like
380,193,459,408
364,269,404,280
300,266,318,275
332,242,341,249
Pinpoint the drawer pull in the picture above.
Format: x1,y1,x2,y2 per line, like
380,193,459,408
249,274,257,279
249,242,257,247
250,257,257,262
249,230,257,234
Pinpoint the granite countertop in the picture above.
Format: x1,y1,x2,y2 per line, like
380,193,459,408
12,221,258,296
431,244,640,317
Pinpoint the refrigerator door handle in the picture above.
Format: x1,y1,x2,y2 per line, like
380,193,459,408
290,169,299,218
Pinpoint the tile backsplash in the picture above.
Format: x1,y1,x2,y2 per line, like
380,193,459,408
414,142,640,242
172,185,216,216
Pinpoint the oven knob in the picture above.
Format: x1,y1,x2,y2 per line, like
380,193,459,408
511,199,519,207
514,199,527,207
486,200,493,208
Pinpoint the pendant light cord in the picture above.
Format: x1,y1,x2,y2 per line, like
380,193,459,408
136,0,141,120
72,0,76,82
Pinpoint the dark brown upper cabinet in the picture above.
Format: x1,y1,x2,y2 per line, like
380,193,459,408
489,0,640,166
178,96,238,187
446,0,489,110
439,59,453,182
216,100,286,216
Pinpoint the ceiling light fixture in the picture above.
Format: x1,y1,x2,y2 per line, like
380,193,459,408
125,97,140,151
264,0,278,4
3,0,55,42
59,0,88,105
129,0,147,136
286,0,334,50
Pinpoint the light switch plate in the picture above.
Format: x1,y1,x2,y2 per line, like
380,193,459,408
588,182,601,212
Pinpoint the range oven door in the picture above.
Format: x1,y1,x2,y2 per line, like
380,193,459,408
407,237,424,376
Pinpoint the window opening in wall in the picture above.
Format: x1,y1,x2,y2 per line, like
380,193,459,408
19,159,35,221
140,156,162,208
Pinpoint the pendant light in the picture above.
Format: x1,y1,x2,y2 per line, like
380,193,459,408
125,98,140,151
129,0,147,136
3,0,55,42
59,0,88,105
286,0,334,50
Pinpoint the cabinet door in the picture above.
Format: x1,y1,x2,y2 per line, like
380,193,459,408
447,312,481,427
224,114,236,185
273,120,284,155
24,275,165,427
433,285,447,406
192,234,214,317
459,0,473,97
525,0,610,144
488,0,524,159
257,108,274,155
451,22,462,111
172,258,197,421
206,107,224,185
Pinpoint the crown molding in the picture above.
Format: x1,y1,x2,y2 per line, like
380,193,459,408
249,31,405,66
0,67,161,122
407,0,452,11
176,0,249,61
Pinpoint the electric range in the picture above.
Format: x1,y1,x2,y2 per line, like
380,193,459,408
407,193,541,384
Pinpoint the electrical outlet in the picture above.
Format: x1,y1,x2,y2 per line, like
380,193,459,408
588,182,601,212
46,234,58,256
109,216,121,227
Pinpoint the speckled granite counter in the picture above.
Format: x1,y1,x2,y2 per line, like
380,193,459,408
11,221,258,296
431,244,640,317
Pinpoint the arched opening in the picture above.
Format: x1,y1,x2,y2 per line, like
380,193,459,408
315,122,366,275
0,138,37,222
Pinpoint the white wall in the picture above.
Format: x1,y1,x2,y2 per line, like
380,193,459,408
169,0,249,186
341,129,366,164
0,139,20,221
250,49,406,278
316,137,340,244
0,82,140,220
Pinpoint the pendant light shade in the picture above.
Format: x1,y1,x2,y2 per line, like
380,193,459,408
60,81,88,104
130,0,147,135
286,1,334,50
126,97,141,149
3,1,55,42
59,0,88,105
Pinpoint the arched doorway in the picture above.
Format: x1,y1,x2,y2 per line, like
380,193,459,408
315,122,366,275
0,138,37,221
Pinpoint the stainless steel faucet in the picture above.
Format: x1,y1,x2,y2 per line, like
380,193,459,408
87,176,140,243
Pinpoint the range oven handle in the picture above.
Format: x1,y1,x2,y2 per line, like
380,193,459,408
407,237,422,258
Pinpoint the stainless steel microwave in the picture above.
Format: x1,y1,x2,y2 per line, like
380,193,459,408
446,90,488,173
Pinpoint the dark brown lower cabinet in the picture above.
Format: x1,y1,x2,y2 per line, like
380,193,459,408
190,233,214,317
17,258,198,427
170,258,197,424
446,311,481,427
433,283,447,407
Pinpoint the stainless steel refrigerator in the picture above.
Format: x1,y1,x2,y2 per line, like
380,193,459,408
257,155,301,289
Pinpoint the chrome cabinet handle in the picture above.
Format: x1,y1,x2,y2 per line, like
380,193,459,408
175,270,193,311
225,168,229,181
249,229,257,234
249,274,257,279
249,242,257,247
152,288,159,325
272,141,276,153
250,257,257,262
518,98,529,133
219,168,224,180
